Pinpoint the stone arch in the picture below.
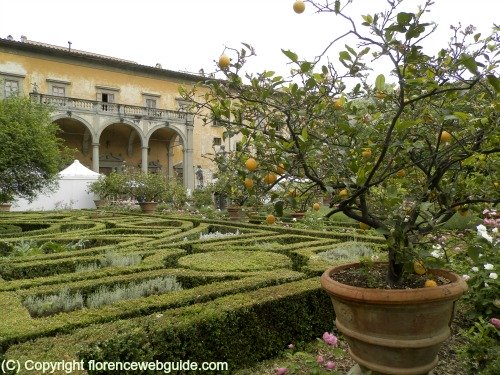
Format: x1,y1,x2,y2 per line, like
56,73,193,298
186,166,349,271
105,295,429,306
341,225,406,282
97,120,145,174
145,123,193,191
51,114,96,169
97,119,145,143
145,123,184,179
51,113,95,140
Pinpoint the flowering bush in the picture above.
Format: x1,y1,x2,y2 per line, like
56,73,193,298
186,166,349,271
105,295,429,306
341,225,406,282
273,331,344,374
459,209,499,319
457,317,500,375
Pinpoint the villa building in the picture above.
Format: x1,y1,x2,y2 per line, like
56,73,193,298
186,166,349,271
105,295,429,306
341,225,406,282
0,35,230,192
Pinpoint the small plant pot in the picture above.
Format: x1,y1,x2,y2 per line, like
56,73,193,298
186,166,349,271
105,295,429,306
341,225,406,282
291,211,306,220
139,202,158,213
0,203,12,212
93,199,108,208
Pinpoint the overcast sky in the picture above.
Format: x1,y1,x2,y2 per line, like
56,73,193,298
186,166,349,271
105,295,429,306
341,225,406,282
1,0,498,80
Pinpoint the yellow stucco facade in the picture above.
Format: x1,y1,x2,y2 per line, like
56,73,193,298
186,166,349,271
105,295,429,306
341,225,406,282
0,37,229,191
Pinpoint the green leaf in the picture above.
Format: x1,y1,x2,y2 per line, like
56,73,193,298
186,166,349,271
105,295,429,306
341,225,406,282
301,127,309,142
375,74,385,91
345,44,357,57
460,54,478,74
405,25,425,39
453,112,470,121
486,74,500,93
300,62,312,73
339,51,351,61
281,49,298,62
361,14,373,25
397,12,413,26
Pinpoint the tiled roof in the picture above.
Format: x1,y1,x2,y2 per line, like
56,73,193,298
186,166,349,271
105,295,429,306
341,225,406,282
0,36,203,82
24,39,137,64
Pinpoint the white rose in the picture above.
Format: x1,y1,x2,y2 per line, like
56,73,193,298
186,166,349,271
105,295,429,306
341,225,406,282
477,224,487,233
489,273,498,280
472,267,479,272
484,263,494,270
480,231,494,243
431,250,442,258
462,274,470,281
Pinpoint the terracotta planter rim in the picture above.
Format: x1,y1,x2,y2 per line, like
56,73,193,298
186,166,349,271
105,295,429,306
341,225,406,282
321,262,468,305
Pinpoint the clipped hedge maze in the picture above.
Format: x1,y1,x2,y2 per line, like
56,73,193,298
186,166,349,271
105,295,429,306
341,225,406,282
0,211,384,374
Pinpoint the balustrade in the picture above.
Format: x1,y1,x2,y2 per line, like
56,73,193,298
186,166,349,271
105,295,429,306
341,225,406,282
29,93,187,121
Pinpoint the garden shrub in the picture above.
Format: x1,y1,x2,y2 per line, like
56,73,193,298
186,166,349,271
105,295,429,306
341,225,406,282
0,211,384,371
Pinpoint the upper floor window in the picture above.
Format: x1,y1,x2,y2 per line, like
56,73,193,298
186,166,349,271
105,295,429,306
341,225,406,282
5,79,19,97
46,79,71,98
145,98,157,108
52,85,65,97
1,73,24,99
96,85,119,112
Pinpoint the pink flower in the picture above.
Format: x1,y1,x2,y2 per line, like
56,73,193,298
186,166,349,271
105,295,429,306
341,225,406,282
276,367,288,375
316,355,324,363
325,361,336,370
322,331,338,347
490,318,500,329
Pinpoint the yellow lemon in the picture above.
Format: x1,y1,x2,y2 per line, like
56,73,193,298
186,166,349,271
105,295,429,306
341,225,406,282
243,178,254,189
439,131,452,143
396,169,406,178
266,214,276,224
218,54,230,69
264,172,277,185
245,158,258,172
362,148,372,158
339,189,349,199
413,260,426,275
424,279,438,288
293,0,305,14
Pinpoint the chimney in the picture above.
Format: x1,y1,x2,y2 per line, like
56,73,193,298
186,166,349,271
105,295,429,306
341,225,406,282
20,35,27,42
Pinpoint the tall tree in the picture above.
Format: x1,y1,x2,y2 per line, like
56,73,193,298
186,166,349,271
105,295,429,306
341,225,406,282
0,95,70,203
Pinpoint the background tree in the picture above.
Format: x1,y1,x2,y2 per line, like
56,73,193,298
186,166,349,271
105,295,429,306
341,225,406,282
0,96,70,203
182,0,500,284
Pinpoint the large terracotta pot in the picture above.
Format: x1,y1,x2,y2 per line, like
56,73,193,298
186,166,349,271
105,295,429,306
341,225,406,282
320,262,468,375
139,201,158,213
0,203,12,212
226,205,242,221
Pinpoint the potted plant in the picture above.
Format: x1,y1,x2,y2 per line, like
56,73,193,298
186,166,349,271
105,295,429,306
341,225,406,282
0,191,13,212
182,0,498,372
87,172,126,207
87,175,109,208
125,171,168,213
210,150,251,220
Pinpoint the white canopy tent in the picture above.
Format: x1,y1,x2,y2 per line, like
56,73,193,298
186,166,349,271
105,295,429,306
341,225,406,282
11,160,101,211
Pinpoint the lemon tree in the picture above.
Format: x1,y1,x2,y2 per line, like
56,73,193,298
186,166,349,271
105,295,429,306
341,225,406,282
182,0,499,284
